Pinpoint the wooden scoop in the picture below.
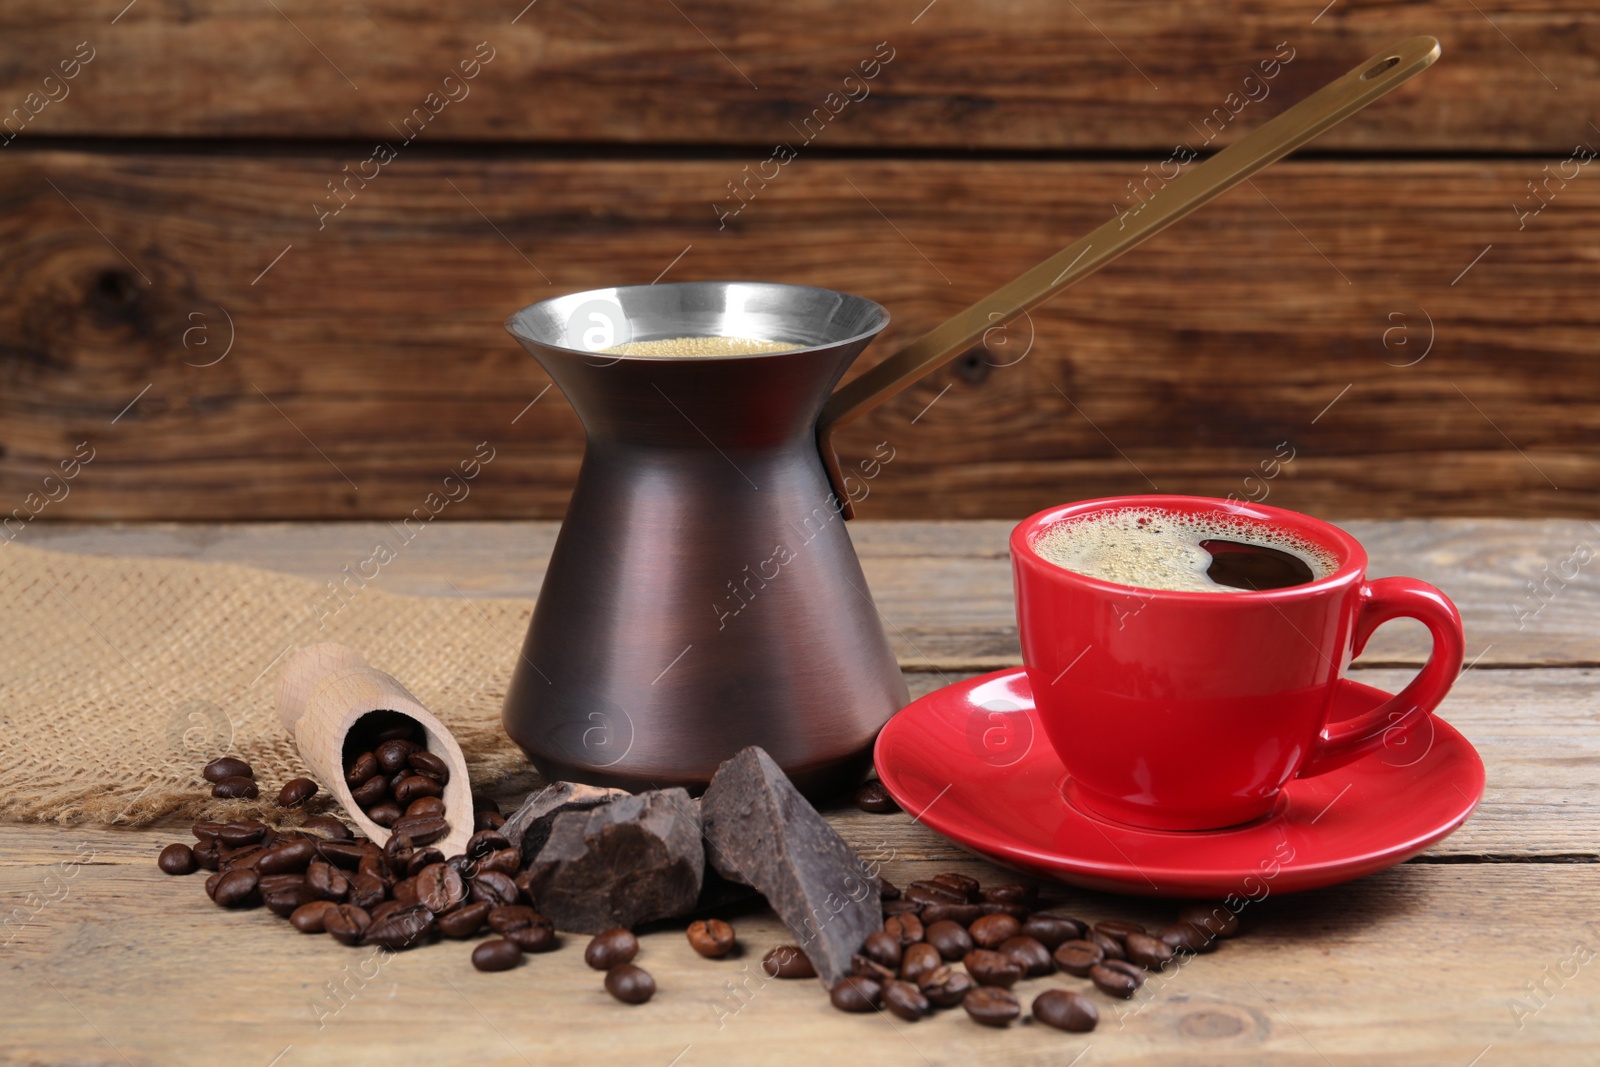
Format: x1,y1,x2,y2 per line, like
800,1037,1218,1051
818,35,1441,515
276,642,474,857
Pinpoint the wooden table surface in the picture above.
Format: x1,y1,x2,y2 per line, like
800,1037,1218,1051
3,520,1597,1067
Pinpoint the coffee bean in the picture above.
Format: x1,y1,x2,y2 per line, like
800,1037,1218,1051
375,807,414,841
930,872,981,901
213,868,261,908
829,975,881,1013
1159,922,1219,954
963,987,1021,1027
900,942,942,984
982,883,1038,907
919,902,984,925
852,780,899,813
415,862,466,914
1088,930,1126,961
191,839,222,871
365,905,435,950
258,839,317,875
1021,915,1081,949
998,935,1054,977
862,930,902,969
345,752,379,787
404,796,446,820
1101,958,1145,983
469,870,519,908
348,873,386,911
382,832,415,872
1094,919,1146,942
290,900,337,933
585,928,639,970
487,905,542,934
882,899,924,917
369,900,403,924
845,954,891,985
968,913,1020,949
1052,939,1105,977
1090,961,1142,998
191,821,224,842
218,821,268,849
962,948,1023,988
211,775,258,800
905,881,967,906
301,815,353,840
762,945,816,979
505,923,558,953
374,739,418,775
350,775,388,808
1033,989,1098,1032
316,840,367,869
264,881,314,917
878,878,901,901
219,843,266,871
437,901,492,938
605,964,655,1004
472,793,502,815
925,919,974,961
465,829,512,860
686,919,736,958
203,757,253,783
158,843,196,875
512,869,535,903
306,860,350,902
404,848,446,879
391,815,449,846
276,777,319,809
324,904,372,946
884,913,924,945
1178,902,1240,938
372,716,422,744
1031,908,1087,930
472,939,523,972
978,901,1032,921
393,775,443,807
882,979,931,1021
407,750,450,784
474,811,506,832
919,965,974,1008
1125,932,1176,970
259,873,307,895
477,848,521,876
392,876,419,908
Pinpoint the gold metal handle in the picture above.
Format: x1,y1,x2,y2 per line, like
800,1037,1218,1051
820,35,1441,516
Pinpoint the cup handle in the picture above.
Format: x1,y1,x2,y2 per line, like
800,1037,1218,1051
1297,576,1465,778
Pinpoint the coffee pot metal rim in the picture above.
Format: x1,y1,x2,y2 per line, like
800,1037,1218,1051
505,280,891,361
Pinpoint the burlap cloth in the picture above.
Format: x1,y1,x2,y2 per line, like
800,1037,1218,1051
0,541,538,826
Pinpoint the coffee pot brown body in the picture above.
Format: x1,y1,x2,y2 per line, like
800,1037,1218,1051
502,283,907,798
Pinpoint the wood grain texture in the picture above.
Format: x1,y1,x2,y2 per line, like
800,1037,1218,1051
1,836,1595,1066
1,153,1595,521
0,1,1592,151
18,519,1600,669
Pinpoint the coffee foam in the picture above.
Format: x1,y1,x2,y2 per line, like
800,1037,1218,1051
1029,507,1340,593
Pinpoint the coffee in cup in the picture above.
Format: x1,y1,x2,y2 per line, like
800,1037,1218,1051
1011,495,1465,831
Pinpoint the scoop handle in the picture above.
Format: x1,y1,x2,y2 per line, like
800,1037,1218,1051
818,35,1441,516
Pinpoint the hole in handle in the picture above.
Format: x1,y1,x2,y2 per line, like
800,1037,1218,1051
1361,55,1401,80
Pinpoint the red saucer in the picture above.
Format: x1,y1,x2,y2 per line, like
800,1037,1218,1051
874,668,1484,897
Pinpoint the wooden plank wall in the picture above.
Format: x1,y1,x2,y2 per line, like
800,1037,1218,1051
0,2,1595,521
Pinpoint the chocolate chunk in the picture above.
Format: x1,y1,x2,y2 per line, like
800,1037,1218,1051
699,747,881,988
499,781,631,864
522,788,703,934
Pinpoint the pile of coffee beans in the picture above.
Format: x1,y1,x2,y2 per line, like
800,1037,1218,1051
201,755,320,810
157,802,670,1005
340,711,453,839
826,873,1241,1030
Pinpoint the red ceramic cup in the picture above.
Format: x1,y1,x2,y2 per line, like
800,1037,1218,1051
1011,495,1465,831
